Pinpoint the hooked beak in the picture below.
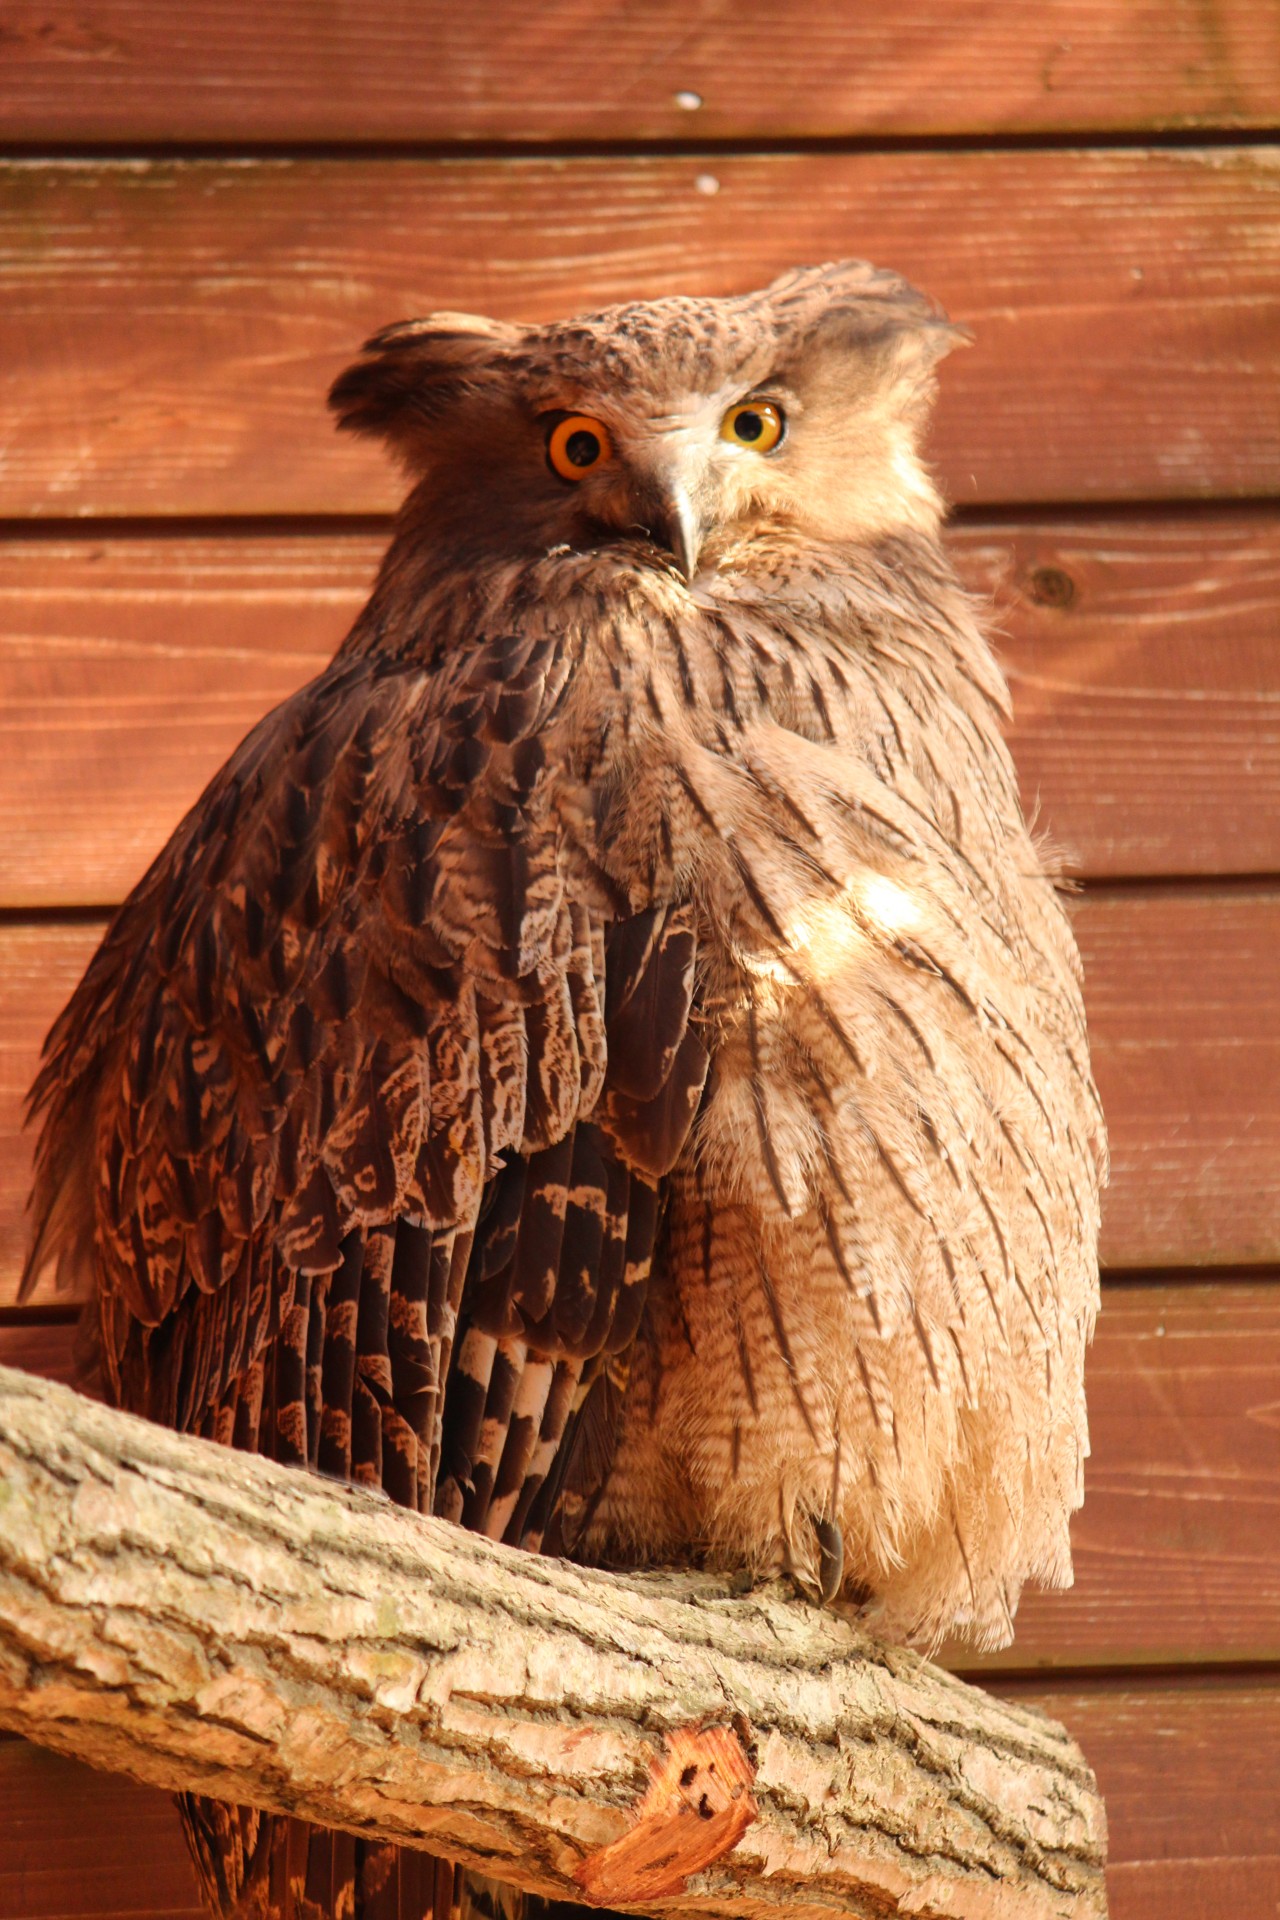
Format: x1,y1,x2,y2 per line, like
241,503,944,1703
643,483,702,582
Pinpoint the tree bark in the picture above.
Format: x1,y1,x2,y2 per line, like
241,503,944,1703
0,1363,1106,1920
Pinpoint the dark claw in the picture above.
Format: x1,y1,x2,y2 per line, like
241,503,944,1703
815,1515,844,1604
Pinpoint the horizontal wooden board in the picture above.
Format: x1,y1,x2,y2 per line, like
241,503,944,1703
1,924,102,1304
4,512,1277,910
0,1738,204,1919
1076,887,1280,1270
1,151,1278,515
959,512,1280,881
1,532,366,910
4,1676,1277,1920
1103,1860,1280,1920
1000,1675,1280,1920
0,1317,83,1387
8,1279,1278,1674
1,1,1278,144
3,890,1278,1294
964,1280,1280,1671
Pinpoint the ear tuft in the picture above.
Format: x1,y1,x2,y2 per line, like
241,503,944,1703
327,312,523,456
886,314,972,381
762,259,969,393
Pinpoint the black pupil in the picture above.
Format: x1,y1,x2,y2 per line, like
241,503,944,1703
735,409,764,442
565,428,601,467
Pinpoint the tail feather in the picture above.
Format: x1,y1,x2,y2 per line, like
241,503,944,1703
177,1800,477,1920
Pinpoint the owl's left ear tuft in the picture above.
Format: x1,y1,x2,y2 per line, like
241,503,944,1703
773,261,964,371
886,315,973,386
328,312,523,459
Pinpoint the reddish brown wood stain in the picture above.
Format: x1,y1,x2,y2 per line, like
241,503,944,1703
0,1738,205,1919
2,8,1276,1914
2,516,1277,906
0,1,1277,143
1,152,1278,516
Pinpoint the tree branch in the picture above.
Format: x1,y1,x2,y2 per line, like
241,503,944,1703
0,1364,1106,1919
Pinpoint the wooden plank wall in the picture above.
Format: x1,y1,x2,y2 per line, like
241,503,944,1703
1,6,1278,1916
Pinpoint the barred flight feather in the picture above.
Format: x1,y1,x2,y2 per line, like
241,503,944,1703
24,263,1103,1920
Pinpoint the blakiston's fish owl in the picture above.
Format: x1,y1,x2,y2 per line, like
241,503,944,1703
26,263,1106,1920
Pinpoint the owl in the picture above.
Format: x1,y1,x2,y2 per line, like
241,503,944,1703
24,262,1105,1920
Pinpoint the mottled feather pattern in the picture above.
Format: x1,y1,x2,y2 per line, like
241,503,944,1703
25,607,702,1918
565,536,1104,1645
25,262,1103,1919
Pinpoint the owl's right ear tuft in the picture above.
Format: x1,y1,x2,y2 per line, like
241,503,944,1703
328,313,522,456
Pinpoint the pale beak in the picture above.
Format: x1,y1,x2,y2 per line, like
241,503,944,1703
644,482,702,582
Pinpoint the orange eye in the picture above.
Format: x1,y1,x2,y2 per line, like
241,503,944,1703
547,414,612,481
720,400,785,452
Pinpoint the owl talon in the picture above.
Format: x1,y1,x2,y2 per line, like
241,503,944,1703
32,268,1105,1920
814,1517,844,1605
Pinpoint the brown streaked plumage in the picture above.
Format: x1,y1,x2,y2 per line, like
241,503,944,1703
24,262,1106,1920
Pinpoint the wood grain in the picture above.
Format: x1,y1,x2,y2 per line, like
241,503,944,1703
1001,1675,1280,1920
4,889,1279,1280
4,1676,1277,1920
4,513,1277,909
2,151,1278,516
0,1362,1109,1920
964,1279,1280,1672
1105,1861,1280,1920
0,1316,84,1391
0,1737,204,1920
0,922,104,1304
0,532,367,909
1,0,1277,144
957,511,1280,881
1077,887,1280,1271
7,1278,1277,1675
3,13,1272,1918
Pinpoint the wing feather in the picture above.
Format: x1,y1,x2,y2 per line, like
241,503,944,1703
26,629,705,1466
25,636,706,1920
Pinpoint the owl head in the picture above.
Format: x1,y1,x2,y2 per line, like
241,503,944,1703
329,262,965,580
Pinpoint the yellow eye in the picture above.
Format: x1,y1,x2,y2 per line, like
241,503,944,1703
547,414,612,481
720,400,785,452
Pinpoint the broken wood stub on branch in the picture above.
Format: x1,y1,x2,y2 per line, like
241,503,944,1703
574,1723,759,1904
0,1364,1108,1919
